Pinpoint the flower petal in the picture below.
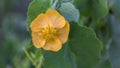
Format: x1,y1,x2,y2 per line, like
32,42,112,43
45,10,66,29
32,32,46,48
57,21,70,43
43,38,62,52
30,14,51,32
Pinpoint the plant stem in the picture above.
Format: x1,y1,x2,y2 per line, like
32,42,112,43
36,55,44,68
24,48,36,66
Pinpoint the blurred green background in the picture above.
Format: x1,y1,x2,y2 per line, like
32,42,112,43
0,0,120,68
0,0,32,68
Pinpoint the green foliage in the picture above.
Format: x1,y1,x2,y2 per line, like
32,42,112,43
41,22,102,68
2,0,120,67
24,42,44,68
42,44,72,68
69,22,101,68
26,0,113,68
74,0,108,20
58,2,79,22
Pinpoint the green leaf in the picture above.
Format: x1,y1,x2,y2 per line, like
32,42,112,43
27,0,51,26
58,2,80,22
42,44,72,68
74,0,108,20
68,22,102,68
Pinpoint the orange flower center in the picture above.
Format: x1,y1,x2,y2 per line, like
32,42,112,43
40,25,57,41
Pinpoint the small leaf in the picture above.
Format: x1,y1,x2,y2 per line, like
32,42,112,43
68,22,102,68
58,2,80,22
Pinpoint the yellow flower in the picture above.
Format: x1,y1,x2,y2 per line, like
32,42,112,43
30,10,70,52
